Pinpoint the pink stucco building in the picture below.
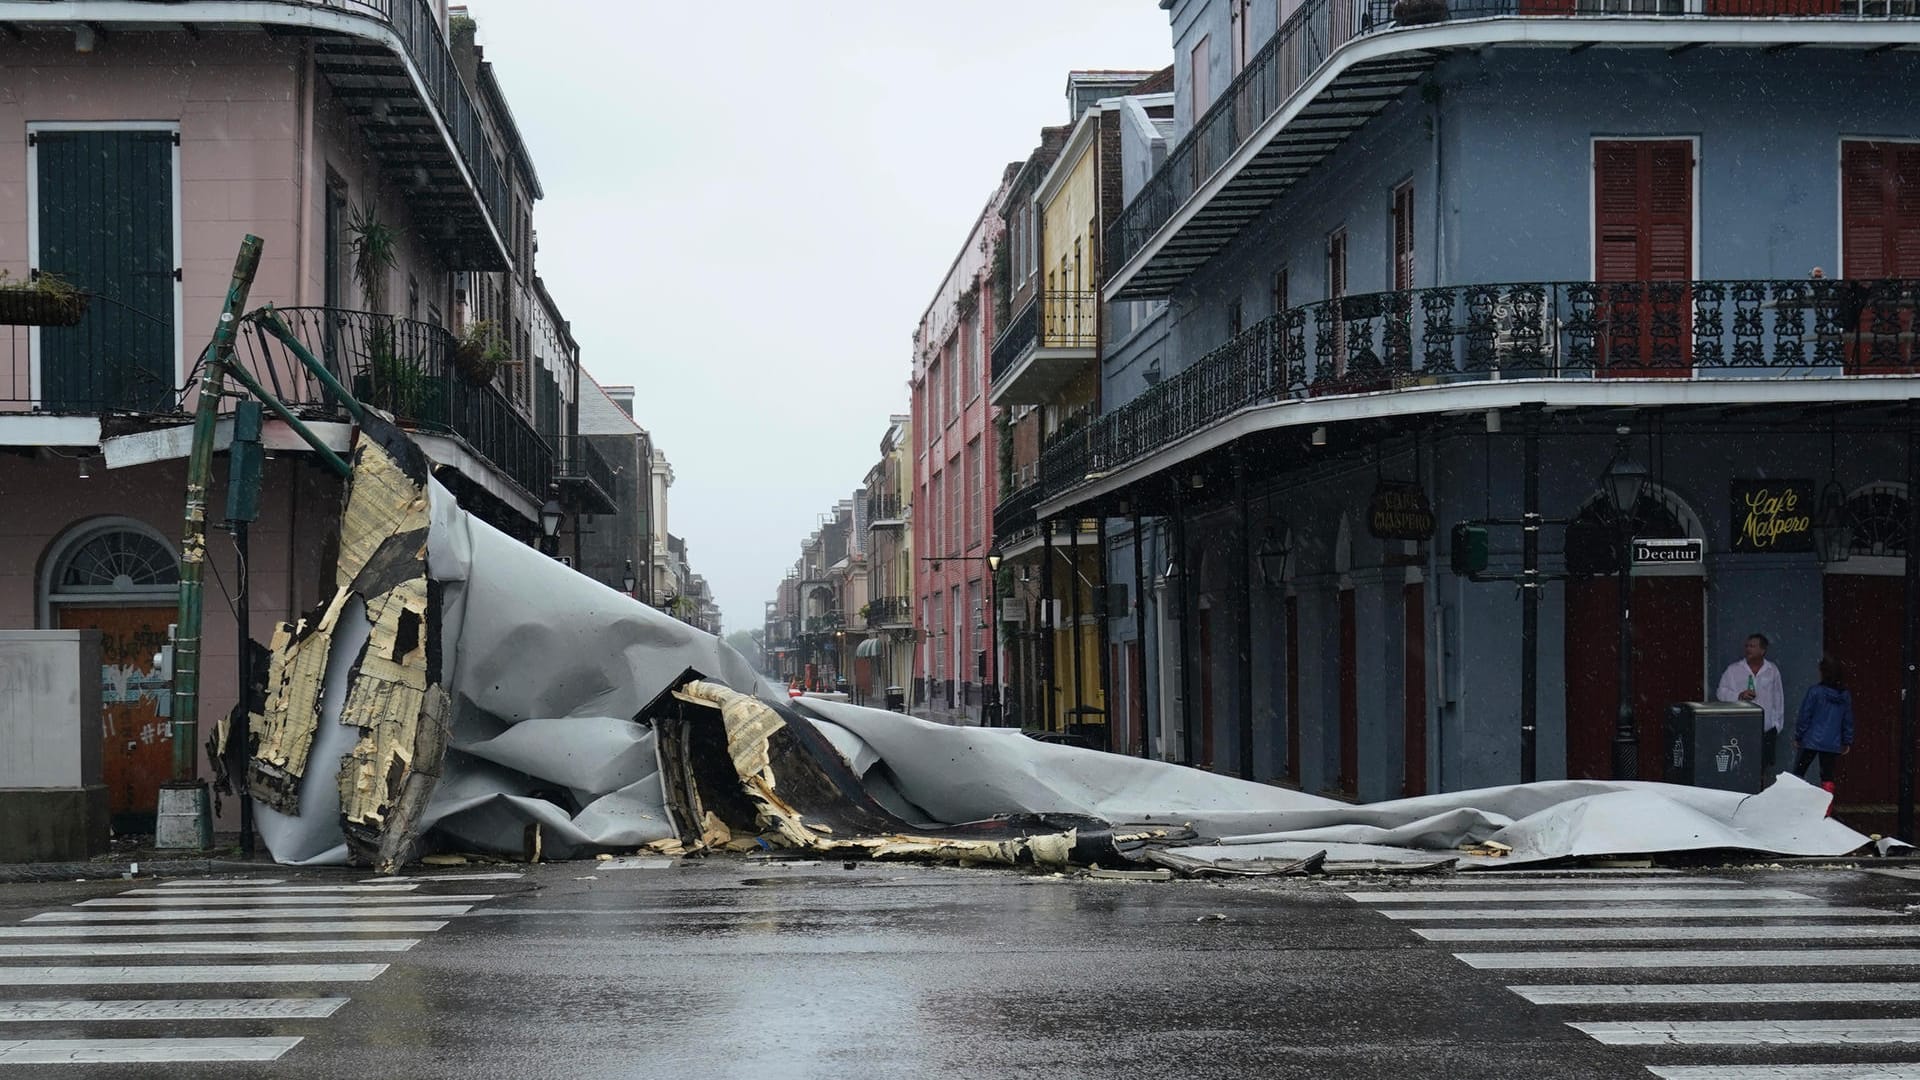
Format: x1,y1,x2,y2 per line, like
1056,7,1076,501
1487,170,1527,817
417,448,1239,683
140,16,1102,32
910,172,1012,725
0,1,614,837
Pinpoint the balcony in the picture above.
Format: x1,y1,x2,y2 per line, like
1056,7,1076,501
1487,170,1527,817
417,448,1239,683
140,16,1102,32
989,291,1100,407
992,481,1044,547
1105,0,1920,300
238,306,552,504
866,595,913,629
1040,277,1920,507
867,493,906,527
4,0,511,268
805,611,845,636
555,435,618,516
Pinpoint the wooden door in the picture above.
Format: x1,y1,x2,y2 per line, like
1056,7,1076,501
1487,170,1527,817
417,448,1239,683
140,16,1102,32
1594,140,1693,376
1565,576,1706,780
57,605,176,834
1840,141,1920,374
1403,581,1428,796
1339,587,1358,794
1199,607,1216,768
1823,574,1903,827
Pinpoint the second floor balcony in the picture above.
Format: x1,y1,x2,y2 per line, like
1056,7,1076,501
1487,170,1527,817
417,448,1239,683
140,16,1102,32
2,0,515,269
1105,0,1920,300
555,435,618,516
989,290,1100,407
866,492,906,527
1038,276,1920,510
866,595,913,629
238,306,552,507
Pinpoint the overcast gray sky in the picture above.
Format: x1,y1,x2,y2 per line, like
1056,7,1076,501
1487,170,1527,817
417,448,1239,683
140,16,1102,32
476,2,1171,632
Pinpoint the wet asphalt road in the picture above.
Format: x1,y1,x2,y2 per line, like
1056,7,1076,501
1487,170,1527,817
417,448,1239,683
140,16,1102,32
1,860,1917,1079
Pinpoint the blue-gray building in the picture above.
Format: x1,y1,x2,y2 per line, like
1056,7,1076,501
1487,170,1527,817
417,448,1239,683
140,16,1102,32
1038,0,1920,830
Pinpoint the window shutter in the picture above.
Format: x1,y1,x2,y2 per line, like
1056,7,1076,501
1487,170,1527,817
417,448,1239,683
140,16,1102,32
1843,142,1889,280
1595,141,1692,282
1646,143,1693,281
1893,144,1920,279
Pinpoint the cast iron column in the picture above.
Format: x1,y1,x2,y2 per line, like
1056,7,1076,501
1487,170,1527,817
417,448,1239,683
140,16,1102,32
1520,406,1540,784
987,567,1000,727
1131,510,1149,758
1902,402,1919,840
1175,479,1196,766
1235,447,1255,780
1612,430,1639,781
1041,519,1056,732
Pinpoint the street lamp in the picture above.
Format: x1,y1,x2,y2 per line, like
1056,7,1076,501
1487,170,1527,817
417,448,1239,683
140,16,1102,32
540,487,565,557
622,558,637,595
1599,426,1650,780
985,546,1003,727
1255,526,1292,588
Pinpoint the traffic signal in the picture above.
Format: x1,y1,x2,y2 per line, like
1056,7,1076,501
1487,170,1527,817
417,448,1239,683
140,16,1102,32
1451,523,1488,577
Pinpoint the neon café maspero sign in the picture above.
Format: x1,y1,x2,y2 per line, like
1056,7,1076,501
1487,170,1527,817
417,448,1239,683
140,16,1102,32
1731,479,1814,554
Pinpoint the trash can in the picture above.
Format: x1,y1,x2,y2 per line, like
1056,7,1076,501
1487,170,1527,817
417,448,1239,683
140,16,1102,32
1664,700,1766,793
884,686,905,712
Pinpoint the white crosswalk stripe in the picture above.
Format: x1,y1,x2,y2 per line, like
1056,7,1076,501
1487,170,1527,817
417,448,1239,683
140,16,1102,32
0,875,497,1066
121,884,420,896
0,940,418,959
1420,924,1920,942
1377,904,1890,920
0,921,447,938
76,893,491,907
29,904,474,922
1345,870,1920,1076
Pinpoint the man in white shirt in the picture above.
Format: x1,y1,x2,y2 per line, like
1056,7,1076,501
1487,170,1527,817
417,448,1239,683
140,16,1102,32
1715,632,1785,773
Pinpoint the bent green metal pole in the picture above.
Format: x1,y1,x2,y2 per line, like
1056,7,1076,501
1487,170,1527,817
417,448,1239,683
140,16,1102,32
222,360,352,479
171,235,264,783
251,307,366,424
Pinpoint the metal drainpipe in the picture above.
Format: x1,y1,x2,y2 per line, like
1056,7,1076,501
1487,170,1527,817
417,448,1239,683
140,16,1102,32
1521,405,1540,784
1235,446,1255,780
1901,401,1919,842
1070,522,1084,736
1132,510,1149,757
1041,519,1056,731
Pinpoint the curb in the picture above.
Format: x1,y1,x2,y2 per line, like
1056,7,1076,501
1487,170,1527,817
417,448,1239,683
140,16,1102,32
0,857,285,885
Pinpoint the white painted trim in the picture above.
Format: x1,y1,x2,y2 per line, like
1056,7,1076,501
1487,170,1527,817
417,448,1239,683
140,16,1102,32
1034,375,1920,519
1587,134,1702,283
25,122,184,403
1035,111,1101,210
1103,16,1920,301
0,415,101,447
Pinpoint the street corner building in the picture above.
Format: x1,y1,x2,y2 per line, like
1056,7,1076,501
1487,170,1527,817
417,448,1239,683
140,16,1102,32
987,0,1920,837
0,1,641,860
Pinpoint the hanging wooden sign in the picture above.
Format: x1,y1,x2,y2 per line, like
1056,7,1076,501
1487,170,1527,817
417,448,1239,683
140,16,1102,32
1368,481,1436,541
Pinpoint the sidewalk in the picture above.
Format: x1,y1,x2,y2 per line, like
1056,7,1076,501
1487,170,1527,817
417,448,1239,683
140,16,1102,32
0,836,285,884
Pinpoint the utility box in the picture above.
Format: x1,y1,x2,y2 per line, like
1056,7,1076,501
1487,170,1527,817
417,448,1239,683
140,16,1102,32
1664,700,1766,793
0,630,109,862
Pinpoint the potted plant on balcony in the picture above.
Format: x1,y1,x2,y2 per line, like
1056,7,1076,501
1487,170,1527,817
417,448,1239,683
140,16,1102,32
354,323,439,421
0,270,89,327
454,320,511,386
346,201,400,312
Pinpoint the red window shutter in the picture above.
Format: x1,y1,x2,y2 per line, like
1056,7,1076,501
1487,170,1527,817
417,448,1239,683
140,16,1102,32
1646,143,1692,281
1842,141,1887,281
1594,142,1643,282
1595,140,1693,282
1894,144,1920,279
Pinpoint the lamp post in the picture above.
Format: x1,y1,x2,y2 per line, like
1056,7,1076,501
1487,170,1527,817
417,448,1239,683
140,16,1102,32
986,546,1003,727
622,559,637,596
1600,427,1651,780
540,487,565,558
1255,526,1292,589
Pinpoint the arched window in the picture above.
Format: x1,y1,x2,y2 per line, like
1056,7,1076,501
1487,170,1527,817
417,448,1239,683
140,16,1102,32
40,519,179,623
1845,484,1908,560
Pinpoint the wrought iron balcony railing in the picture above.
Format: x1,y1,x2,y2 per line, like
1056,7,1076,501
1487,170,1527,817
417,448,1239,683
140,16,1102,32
867,493,905,525
1107,0,1920,285
555,435,618,515
805,611,846,635
993,481,1045,545
990,294,1039,386
989,290,1101,388
1039,277,1920,503
867,595,913,627
238,306,552,502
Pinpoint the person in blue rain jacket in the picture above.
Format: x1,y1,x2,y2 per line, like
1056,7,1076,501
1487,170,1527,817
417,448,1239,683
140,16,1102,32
1793,656,1854,785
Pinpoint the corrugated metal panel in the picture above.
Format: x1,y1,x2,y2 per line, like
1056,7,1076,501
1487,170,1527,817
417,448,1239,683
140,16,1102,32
37,130,176,412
